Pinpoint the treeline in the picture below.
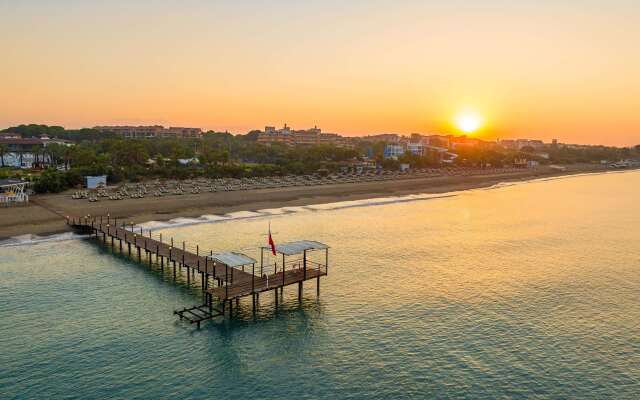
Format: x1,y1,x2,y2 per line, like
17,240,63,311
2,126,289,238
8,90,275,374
3,126,358,193
2,124,639,194
544,145,634,164
2,124,116,142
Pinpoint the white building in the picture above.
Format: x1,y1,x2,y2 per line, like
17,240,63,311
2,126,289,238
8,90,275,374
407,143,424,156
383,144,405,159
85,175,107,189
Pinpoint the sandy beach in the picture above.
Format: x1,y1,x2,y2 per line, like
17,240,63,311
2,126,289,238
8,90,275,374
0,164,610,240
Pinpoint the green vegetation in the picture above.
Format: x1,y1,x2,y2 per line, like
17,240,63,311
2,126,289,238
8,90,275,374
2,124,638,194
3,124,115,142
2,126,358,193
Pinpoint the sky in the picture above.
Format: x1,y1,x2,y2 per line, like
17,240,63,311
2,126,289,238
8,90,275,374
1,0,639,146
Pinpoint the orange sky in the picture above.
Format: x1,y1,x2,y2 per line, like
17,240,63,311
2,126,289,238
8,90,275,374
1,1,639,146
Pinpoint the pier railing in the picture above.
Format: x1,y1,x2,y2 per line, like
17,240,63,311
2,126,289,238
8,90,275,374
213,260,328,300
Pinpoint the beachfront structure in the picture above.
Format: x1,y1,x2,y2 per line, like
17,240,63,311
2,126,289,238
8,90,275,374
0,179,29,206
85,175,107,189
360,133,402,143
258,124,354,148
407,142,424,156
93,125,203,139
0,136,70,168
384,144,406,159
66,215,329,328
498,139,545,150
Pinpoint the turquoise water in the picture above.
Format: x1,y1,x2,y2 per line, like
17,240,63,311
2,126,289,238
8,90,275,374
1,171,639,399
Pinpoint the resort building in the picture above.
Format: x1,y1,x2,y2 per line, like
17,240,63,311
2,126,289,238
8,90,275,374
383,144,406,159
407,142,424,156
258,124,354,148
93,125,203,139
0,136,70,168
498,139,546,150
360,133,401,143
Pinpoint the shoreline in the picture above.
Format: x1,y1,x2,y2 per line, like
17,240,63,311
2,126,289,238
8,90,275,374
0,164,623,240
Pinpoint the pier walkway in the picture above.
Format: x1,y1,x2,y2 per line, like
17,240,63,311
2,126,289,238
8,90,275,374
67,215,329,327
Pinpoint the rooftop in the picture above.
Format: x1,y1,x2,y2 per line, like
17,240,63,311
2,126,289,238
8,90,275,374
0,179,28,187
266,240,329,256
207,251,257,267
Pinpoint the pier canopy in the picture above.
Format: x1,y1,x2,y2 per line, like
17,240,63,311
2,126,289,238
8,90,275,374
268,240,329,256
207,251,256,268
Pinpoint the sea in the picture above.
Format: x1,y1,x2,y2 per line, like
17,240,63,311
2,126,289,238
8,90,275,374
1,171,639,399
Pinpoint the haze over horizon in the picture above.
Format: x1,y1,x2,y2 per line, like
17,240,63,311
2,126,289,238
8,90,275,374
1,0,639,146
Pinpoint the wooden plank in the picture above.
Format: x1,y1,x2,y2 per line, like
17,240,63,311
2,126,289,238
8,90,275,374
72,219,255,283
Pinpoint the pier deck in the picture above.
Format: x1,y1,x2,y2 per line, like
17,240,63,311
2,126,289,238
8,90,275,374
68,215,329,325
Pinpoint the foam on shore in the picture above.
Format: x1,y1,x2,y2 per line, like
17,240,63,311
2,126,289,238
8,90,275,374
0,232,88,247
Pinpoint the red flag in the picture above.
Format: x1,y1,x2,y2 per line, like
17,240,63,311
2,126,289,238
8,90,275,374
268,222,276,256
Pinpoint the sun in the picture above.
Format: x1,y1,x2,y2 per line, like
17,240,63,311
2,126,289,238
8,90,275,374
455,111,483,134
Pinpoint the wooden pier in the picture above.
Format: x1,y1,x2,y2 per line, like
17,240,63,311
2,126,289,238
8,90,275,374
67,215,329,328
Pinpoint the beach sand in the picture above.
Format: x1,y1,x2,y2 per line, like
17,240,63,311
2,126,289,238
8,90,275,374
0,165,609,239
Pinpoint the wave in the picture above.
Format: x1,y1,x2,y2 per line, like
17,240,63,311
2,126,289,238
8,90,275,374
0,231,88,247
122,192,464,233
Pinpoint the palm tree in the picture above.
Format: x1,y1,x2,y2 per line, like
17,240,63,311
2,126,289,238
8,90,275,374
32,147,43,168
0,144,7,168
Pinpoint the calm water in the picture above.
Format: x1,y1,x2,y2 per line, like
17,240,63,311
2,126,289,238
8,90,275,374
1,171,639,399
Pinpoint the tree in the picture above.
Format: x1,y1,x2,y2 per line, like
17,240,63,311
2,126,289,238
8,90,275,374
520,145,535,153
45,143,67,168
33,169,66,193
0,144,7,168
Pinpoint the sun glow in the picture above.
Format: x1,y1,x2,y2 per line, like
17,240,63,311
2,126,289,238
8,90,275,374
455,112,484,134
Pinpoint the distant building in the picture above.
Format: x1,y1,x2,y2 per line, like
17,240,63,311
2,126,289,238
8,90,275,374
449,136,481,149
407,142,424,156
85,175,107,189
0,137,68,168
93,125,202,139
498,138,545,150
360,134,401,143
513,158,540,168
258,124,353,148
384,144,405,159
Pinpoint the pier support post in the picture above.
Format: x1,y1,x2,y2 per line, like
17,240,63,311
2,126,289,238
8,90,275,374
298,281,303,301
225,265,229,299
317,276,320,296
